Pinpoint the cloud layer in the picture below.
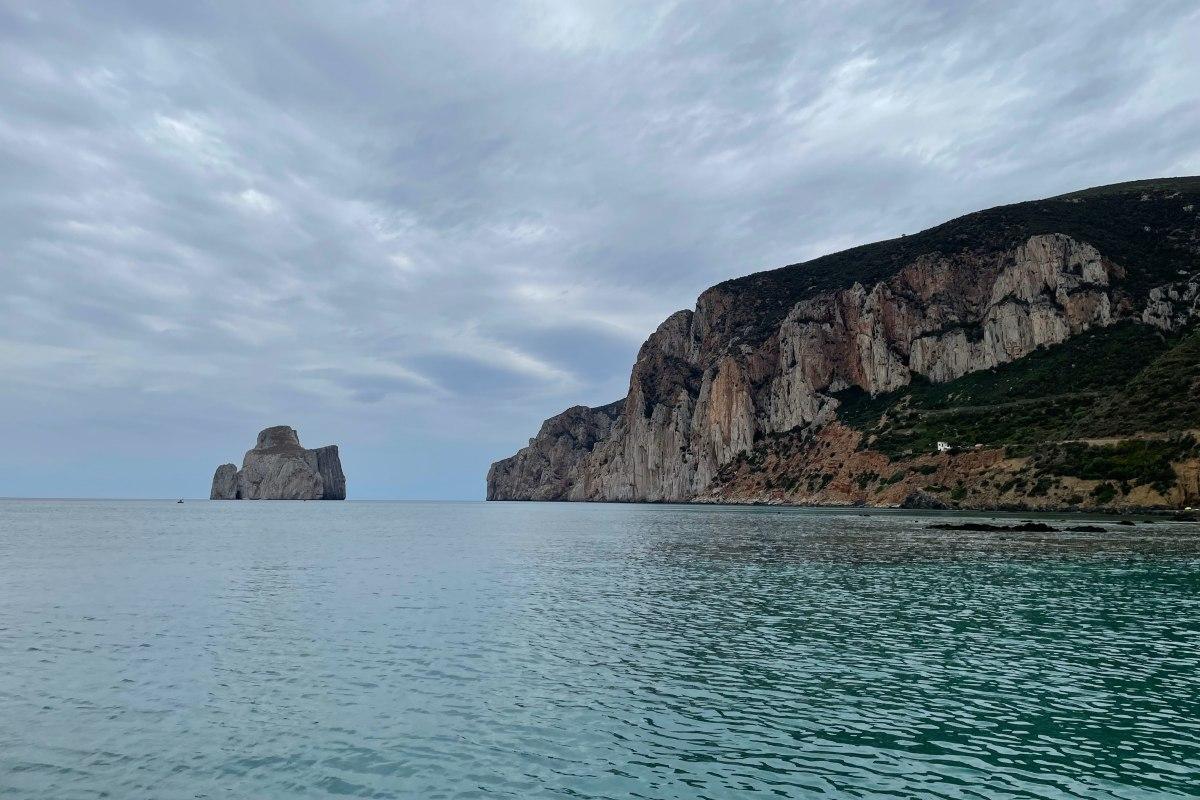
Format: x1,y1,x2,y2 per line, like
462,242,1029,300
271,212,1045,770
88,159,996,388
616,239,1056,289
1,0,1198,498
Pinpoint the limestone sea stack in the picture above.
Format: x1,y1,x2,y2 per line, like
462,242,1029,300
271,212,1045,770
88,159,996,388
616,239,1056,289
210,425,346,500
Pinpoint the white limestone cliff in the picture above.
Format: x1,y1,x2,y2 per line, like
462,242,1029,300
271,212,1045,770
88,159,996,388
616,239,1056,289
489,234,1132,502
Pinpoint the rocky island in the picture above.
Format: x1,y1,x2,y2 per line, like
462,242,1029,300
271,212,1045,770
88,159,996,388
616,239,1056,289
211,425,346,500
489,177,1200,511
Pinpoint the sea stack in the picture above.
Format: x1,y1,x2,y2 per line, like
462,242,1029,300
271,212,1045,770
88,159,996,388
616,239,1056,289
210,425,346,500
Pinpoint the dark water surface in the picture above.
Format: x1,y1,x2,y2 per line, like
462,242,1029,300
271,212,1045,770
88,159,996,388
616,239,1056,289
1,500,1198,798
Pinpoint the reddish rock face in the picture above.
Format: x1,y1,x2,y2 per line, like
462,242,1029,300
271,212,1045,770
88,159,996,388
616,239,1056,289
487,231,1138,504
489,176,1200,506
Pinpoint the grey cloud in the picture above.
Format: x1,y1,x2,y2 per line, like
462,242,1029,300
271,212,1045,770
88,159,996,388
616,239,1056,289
0,0,1197,498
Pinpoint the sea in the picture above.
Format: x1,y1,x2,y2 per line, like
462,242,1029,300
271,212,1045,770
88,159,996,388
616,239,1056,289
1,499,1198,799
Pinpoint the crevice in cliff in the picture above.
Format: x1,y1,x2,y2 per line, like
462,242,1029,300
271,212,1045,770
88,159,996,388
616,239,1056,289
487,179,1200,505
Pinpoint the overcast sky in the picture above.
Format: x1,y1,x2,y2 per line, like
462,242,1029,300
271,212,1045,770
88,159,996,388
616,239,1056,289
2,0,1198,499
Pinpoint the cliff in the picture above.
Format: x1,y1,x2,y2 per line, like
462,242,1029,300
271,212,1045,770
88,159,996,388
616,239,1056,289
210,425,347,500
489,177,1200,510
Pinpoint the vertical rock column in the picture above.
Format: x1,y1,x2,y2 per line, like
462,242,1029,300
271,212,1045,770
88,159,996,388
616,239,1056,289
209,426,347,500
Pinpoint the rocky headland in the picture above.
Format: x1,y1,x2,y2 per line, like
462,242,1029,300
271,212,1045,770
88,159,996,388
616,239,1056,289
489,177,1200,511
211,425,346,500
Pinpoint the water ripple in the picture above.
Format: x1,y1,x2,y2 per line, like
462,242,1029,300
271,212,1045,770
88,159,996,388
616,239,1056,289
1,501,1198,798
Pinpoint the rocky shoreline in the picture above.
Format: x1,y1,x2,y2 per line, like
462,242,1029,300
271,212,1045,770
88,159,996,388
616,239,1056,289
490,494,1196,517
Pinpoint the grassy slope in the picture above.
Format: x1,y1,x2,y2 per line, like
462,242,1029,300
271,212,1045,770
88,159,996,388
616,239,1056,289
833,322,1200,494
834,323,1174,454
1085,328,1200,435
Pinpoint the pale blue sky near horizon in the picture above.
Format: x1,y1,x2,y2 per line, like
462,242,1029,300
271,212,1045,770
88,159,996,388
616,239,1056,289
1,0,1199,499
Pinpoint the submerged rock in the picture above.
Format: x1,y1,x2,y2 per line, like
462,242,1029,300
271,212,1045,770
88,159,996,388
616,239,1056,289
928,522,1058,532
900,490,950,510
210,426,346,500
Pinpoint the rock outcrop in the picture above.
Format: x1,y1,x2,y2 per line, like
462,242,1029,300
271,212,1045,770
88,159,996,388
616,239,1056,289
491,234,1122,502
210,426,346,500
488,178,1200,507
487,401,623,501
1143,270,1200,330
210,463,239,500
311,445,347,501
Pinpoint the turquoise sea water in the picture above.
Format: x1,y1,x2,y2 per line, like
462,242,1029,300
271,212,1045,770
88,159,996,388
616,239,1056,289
1,500,1198,799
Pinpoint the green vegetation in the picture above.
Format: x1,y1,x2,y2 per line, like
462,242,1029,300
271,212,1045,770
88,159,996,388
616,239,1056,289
1085,328,1200,435
855,471,879,490
832,319,1200,498
709,178,1200,345
1050,177,1200,200
868,395,1096,457
911,323,1166,407
1030,437,1196,494
834,322,1181,457
709,179,1200,503
1030,477,1054,497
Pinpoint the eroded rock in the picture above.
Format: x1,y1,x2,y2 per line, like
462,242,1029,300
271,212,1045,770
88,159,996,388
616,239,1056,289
210,426,346,500
489,234,1130,503
210,463,239,500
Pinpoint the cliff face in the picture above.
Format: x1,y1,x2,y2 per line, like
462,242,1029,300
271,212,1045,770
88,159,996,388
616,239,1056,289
210,463,238,500
312,445,347,501
489,178,1200,509
486,401,623,501
210,426,347,500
